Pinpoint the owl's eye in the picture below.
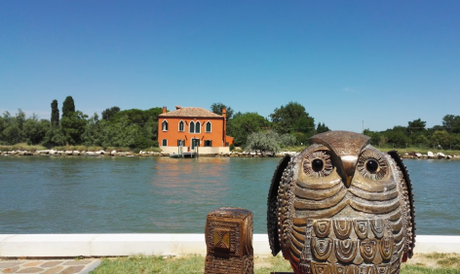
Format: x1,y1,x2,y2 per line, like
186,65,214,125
358,151,388,180
312,159,324,172
366,159,379,173
303,150,333,177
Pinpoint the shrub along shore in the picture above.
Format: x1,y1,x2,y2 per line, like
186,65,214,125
1,147,460,160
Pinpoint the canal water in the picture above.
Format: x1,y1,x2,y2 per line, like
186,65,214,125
0,156,459,235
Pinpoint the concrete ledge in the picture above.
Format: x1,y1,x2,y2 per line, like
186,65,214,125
413,235,460,254
0,234,458,258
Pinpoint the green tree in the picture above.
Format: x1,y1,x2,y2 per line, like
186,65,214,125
379,135,388,148
111,108,162,125
111,109,144,124
383,126,409,148
51,99,59,127
442,114,460,133
143,116,159,147
43,127,66,148
428,125,445,133
60,97,88,145
23,114,49,145
291,132,310,146
407,118,426,134
412,134,428,148
15,109,26,131
279,133,297,147
430,130,450,149
43,100,63,147
62,96,75,118
120,121,142,148
406,119,427,147
210,102,234,121
270,102,315,135
2,124,22,145
245,130,298,153
363,129,382,147
133,134,152,150
229,112,270,146
450,134,460,150
316,122,331,134
101,119,119,148
0,111,12,144
61,111,87,145
0,114,6,144
102,106,120,121
82,113,104,146
245,130,281,154
0,110,26,145
105,107,162,148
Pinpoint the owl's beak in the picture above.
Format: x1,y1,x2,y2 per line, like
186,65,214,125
341,155,357,188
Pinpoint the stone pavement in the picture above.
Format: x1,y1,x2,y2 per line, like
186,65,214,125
0,259,100,274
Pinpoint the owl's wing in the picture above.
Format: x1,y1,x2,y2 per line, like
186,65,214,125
267,154,291,256
388,150,416,260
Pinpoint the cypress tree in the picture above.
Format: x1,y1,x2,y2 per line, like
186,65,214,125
51,99,59,127
62,96,75,118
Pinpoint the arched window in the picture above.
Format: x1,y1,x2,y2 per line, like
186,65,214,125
195,121,201,133
205,121,212,133
178,120,184,132
189,121,195,133
162,120,168,131
162,139,167,146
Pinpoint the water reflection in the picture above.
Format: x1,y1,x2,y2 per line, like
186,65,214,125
150,158,232,232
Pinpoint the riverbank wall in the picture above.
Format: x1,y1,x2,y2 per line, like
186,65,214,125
2,149,460,160
0,234,459,258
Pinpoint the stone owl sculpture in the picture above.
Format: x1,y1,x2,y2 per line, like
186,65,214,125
267,131,415,274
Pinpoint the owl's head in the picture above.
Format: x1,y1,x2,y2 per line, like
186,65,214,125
300,130,392,188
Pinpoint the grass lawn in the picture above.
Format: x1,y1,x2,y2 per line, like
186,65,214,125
90,254,292,274
90,253,460,274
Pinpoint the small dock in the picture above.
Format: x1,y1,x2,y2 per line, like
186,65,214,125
169,145,198,158
182,151,196,158
169,151,197,158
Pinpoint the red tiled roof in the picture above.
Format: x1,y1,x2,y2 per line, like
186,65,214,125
159,107,223,118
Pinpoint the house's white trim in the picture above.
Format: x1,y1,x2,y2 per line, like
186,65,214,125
160,146,230,155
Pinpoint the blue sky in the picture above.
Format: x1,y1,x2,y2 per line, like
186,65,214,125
1,1,459,133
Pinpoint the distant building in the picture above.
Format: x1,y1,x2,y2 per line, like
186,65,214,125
158,106,234,155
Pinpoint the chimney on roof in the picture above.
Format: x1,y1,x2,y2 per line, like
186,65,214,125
222,108,227,119
162,106,167,113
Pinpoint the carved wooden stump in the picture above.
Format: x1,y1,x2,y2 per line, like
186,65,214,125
204,207,254,274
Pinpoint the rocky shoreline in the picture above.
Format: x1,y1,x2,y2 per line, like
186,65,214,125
402,151,460,160
1,149,460,160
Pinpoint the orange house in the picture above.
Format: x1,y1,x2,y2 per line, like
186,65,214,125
158,106,234,154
